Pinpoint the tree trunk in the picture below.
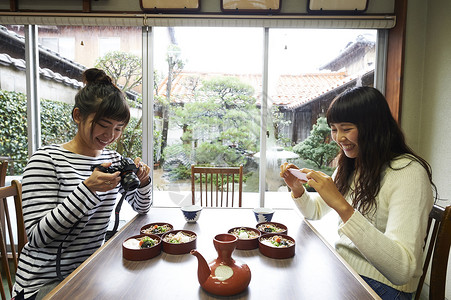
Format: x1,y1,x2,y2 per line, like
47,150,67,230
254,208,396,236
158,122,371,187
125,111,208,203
159,56,173,165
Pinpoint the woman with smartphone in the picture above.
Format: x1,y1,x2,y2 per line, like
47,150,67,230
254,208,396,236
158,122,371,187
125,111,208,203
281,86,436,300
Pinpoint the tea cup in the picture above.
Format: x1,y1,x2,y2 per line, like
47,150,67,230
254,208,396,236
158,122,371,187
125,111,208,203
181,205,203,223
253,207,275,222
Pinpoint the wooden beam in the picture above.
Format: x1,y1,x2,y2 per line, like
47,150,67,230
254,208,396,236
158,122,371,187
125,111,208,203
385,0,407,124
82,0,91,13
10,0,18,12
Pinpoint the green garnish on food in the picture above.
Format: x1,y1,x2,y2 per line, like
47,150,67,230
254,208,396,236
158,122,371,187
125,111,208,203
139,236,156,248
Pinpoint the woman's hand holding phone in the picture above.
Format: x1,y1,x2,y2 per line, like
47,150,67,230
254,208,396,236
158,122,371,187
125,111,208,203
287,168,309,182
280,163,306,198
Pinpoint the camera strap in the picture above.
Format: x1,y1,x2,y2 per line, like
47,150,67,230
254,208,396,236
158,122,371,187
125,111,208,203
56,216,84,281
56,192,126,281
104,192,126,242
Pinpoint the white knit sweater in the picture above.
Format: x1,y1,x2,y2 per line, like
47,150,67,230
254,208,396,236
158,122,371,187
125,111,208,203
292,155,433,292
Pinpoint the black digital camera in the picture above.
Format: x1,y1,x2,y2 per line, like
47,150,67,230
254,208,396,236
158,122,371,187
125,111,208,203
91,157,140,191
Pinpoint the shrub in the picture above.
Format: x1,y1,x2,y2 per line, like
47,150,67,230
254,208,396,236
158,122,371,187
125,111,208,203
293,117,339,171
0,90,28,174
1,89,143,174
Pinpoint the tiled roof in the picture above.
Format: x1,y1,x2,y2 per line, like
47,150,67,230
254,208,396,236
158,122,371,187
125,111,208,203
0,25,86,72
156,71,354,109
320,35,375,71
0,53,83,89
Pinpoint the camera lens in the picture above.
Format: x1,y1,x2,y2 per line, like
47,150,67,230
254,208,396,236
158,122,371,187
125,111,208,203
121,172,140,191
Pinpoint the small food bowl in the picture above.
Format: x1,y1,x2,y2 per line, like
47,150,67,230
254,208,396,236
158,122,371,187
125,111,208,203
256,221,288,235
161,230,197,255
228,227,261,250
140,222,174,236
258,233,295,259
253,207,275,222
122,234,161,261
181,205,202,223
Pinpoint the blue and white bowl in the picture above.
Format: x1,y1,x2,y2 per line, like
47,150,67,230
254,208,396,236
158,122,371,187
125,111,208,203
181,205,202,223
253,207,275,223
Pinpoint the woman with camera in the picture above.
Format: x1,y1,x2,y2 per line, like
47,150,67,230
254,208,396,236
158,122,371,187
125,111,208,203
12,68,152,300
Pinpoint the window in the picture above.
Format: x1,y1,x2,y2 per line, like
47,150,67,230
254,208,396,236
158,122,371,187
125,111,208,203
150,27,377,207
98,37,121,57
151,27,263,206
264,28,376,197
0,25,28,177
40,37,75,60
36,26,143,160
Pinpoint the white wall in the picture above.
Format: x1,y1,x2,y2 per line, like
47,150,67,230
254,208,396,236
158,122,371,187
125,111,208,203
403,0,451,298
0,66,78,104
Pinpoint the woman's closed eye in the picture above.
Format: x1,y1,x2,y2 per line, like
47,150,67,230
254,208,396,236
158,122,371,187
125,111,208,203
97,119,125,132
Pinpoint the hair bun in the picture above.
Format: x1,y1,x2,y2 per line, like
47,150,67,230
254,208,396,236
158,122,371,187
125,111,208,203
82,68,112,85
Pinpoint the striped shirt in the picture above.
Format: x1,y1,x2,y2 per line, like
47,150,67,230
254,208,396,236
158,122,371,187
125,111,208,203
12,145,152,299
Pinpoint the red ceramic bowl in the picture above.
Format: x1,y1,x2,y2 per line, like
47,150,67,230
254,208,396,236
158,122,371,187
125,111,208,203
228,227,261,250
256,221,288,235
161,230,197,255
122,234,161,261
258,233,295,259
140,222,173,236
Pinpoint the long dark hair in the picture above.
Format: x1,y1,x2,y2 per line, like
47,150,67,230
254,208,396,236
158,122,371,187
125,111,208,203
326,86,435,215
73,68,130,133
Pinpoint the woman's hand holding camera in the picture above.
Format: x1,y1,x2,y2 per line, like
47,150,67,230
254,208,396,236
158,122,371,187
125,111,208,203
134,157,151,186
85,162,121,193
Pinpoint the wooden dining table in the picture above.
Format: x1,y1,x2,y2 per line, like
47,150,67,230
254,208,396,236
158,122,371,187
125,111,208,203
44,207,381,300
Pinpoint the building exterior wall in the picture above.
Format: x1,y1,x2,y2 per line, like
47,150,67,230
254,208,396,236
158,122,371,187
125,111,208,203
0,65,79,104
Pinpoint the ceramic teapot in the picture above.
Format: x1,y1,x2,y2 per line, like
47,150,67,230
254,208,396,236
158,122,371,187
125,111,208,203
190,233,251,296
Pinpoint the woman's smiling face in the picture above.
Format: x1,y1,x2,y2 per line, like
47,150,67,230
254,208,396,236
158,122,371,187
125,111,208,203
78,112,125,154
330,122,359,158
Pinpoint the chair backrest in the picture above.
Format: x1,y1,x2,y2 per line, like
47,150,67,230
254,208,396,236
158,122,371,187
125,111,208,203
0,180,27,300
415,204,451,300
191,165,243,207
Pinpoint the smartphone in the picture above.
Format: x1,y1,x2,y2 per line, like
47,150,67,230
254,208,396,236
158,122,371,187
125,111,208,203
288,168,308,182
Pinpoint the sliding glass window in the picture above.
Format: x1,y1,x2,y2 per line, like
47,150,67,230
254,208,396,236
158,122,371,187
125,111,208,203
36,25,143,160
264,28,376,203
151,27,263,206
0,25,28,178
0,25,143,177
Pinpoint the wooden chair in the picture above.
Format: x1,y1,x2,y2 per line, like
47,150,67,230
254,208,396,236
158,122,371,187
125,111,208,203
415,204,451,300
191,165,243,207
0,180,27,300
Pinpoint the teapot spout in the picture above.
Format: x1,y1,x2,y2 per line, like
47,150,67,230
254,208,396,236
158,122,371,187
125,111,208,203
190,249,211,284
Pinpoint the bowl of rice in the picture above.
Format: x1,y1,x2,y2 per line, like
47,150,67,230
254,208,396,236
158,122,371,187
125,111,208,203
258,233,295,259
161,230,197,254
122,233,162,261
228,227,261,250
140,222,173,236
256,222,288,236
